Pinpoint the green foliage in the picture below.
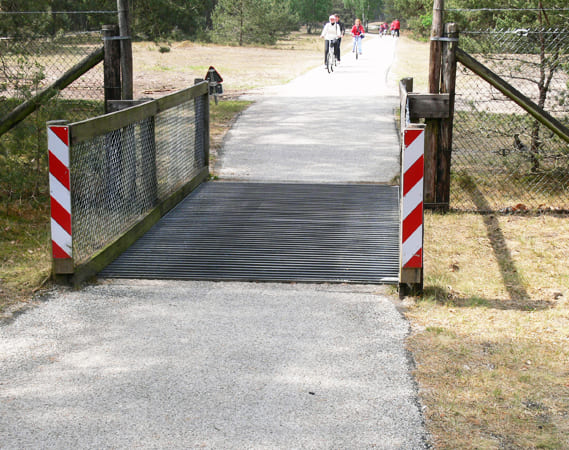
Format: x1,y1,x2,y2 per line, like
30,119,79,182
380,0,569,37
342,0,383,23
382,0,431,35
211,0,298,46
131,0,216,40
0,0,116,37
289,0,332,32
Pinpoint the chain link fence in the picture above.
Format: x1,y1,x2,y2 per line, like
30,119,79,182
1,14,109,203
451,28,569,212
69,87,208,265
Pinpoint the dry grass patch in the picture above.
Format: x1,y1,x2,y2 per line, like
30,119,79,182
389,35,429,91
132,31,324,98
406,211,569,448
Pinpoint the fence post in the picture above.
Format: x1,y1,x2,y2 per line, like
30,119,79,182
437,23,459,211
195,78,210,171
400,125,425,296
47,120,74,278
424,0,444,207
102,24,121,113
117,0,133,100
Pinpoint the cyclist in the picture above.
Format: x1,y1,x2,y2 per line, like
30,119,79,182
321,15,341,68
334,14,346,64
391,19,400,37
351,18,365,55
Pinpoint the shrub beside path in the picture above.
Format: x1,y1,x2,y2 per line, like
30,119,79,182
0,37,430,448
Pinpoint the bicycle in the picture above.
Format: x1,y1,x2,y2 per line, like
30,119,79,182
326,38,337,73
352,35,363,59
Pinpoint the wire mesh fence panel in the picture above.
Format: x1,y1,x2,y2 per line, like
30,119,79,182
1,15,109,202
70,90,208,265
155,97,206,199
451,28,569,211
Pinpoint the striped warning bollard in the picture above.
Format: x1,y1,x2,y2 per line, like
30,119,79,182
400,126,425,291
47,121,74,274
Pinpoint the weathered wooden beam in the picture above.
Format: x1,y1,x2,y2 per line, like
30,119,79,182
0,46,104,137
408,93,449,120
106,99,152,112
399,77,413,131
117,0,133,100
425,0,444,206
103,24,121,113
429,0,444,94
438,23,459,211
457,47,569,144
70,82,208,144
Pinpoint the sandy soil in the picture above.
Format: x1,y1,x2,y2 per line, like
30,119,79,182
132,33,327,99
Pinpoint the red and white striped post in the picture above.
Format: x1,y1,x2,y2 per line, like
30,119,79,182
400,125,425,291
47,121,74,274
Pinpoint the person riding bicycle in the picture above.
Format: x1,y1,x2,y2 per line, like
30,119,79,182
391,19,400,37
334,14,345,64
351,18,365,55
321,15,342,68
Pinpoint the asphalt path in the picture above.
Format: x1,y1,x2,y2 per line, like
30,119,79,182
217,36,400,183
0,36,430,448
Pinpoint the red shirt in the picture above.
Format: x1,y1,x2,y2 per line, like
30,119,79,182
351,25,365,36
392,20,400,30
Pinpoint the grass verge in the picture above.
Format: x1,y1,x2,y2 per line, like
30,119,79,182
390,33,569,449
407,211,569,448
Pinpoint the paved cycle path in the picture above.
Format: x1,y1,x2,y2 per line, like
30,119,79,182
217,36,400,183
0,37,431,448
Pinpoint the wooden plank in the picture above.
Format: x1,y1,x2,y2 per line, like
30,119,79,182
408,93,449,119
457,48,569,144
424,119,439,205
70,83,208,144
106,99,153,113
400,267,422,284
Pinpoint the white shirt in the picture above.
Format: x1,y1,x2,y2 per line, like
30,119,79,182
321,22,341,40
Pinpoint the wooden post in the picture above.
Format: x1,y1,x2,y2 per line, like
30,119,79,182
117,0,133,100
399,77,413,170
438,23,458,211
102,25,121,114
424,0,444,207
194,78,210,171
428,0,444,94
399,77,413,133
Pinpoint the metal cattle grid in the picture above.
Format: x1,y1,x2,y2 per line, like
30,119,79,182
99,182,400,284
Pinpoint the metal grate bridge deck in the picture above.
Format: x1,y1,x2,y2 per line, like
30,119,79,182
100,182,400,284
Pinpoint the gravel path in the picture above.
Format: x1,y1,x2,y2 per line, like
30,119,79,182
1,281,428,449
217,37,400,183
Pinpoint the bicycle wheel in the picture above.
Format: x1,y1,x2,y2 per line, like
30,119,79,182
355,43,358,60
328,49,334,72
